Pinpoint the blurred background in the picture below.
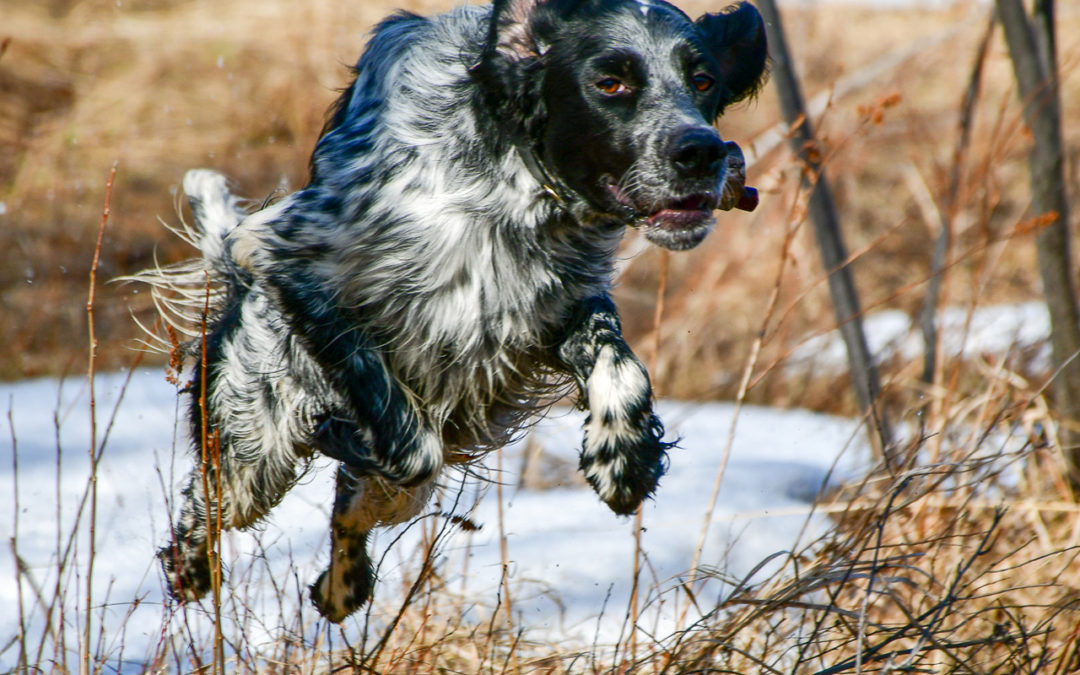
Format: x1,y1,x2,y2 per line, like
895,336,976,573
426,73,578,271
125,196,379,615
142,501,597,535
2,0,1078,419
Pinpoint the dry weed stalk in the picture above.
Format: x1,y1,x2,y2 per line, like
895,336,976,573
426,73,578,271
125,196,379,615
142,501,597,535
9,406,28,673
621,248,671,670
82,163,115,675
194,267,227,675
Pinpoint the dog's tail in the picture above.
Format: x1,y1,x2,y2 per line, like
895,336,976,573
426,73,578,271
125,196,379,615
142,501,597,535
180,169,248,275
123,169,250,351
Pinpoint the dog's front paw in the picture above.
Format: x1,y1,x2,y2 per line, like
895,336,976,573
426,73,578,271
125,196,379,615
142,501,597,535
578,344,673,514
581,409,672,516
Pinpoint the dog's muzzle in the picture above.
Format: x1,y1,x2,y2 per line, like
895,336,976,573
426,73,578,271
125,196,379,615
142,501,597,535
611,139,757,251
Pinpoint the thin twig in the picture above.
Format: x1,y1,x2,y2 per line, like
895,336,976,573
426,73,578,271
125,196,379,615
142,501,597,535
9,402,28,672
496,446,518,672
626,249,669,668
83,163,116,675
679,186,802,634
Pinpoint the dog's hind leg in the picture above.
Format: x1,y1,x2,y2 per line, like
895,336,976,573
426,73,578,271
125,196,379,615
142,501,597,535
310,465,436,621
556,295,673,516
159,292,322,603
161,447,311,604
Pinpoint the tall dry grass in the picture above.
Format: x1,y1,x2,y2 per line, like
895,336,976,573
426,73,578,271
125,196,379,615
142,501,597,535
11,361,1079,670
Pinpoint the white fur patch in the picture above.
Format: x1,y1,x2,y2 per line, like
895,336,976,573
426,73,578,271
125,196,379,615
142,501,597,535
582,450,626,503
182,169,246,263
587,346,650,427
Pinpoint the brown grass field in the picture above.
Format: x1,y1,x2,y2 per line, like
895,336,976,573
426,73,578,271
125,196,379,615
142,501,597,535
4,0,1080,672
3,0,1077,400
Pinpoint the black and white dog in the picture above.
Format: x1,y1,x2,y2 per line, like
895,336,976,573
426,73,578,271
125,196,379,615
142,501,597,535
144,0,767,622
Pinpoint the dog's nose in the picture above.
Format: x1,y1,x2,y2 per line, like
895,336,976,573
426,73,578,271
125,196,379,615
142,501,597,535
669,127,727,179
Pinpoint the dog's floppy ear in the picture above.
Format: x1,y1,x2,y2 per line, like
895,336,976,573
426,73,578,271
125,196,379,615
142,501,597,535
471,0,552,127
695,2,768,107
486,0,547,60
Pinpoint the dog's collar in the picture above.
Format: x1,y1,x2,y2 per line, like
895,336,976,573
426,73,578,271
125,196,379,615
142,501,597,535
513,137,639,225
513,139,572,209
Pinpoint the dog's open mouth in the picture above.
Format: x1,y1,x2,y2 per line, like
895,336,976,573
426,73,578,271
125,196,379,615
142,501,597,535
607,180,718,251
646,193,718,229
643,194,717,251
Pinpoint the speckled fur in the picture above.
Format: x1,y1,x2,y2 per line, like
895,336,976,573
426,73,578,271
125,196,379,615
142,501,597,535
137,0,767,620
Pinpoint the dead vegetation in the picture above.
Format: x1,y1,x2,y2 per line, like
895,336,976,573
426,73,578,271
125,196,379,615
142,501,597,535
658,376,1080,674
108,365,1080,673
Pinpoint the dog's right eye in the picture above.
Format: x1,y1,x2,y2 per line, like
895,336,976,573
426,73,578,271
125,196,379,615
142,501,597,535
692,72,715,92
596,77,629,96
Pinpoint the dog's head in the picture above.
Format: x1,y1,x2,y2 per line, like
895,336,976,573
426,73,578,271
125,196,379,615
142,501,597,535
472,0,767,250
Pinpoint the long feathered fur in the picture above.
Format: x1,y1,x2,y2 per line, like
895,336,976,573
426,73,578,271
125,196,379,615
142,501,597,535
136,0,768,621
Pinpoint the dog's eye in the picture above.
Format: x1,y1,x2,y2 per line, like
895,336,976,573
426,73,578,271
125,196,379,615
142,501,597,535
596,77,629,96
692,72,715,92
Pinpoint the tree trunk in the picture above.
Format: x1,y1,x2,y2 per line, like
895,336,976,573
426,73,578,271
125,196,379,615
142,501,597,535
997,0,1080,486
756,0,897,468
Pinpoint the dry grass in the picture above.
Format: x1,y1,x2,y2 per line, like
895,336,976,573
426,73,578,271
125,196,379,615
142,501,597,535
104,369,1077,673
655,370,1080,674
291,363,1080,674
5,0,1080,672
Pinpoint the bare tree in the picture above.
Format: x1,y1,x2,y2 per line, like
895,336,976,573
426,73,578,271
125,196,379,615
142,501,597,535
997,0,1080,485
756,0,896,468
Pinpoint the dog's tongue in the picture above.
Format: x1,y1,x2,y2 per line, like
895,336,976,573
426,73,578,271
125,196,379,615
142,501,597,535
647,194,711,227
648,203,715,231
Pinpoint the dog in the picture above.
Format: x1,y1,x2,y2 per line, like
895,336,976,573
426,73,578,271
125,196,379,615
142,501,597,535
140,0,767,622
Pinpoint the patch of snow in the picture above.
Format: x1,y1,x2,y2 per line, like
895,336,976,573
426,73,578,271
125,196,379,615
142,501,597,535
0,370,867,669
787,302,1052,376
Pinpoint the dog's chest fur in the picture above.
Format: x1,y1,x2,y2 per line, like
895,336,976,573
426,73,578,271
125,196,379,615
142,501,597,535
237,6,625,449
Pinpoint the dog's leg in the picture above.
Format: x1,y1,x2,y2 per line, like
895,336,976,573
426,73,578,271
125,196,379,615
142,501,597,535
556,295,672,515
265,259,445,488
158,470,219,603
161,447,311,604
261,266,444,618
159,293,317,603
310,464,435,621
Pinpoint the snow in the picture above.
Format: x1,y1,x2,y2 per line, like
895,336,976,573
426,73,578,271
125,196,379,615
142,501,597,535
1,368,869,669
787,301,1052,376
